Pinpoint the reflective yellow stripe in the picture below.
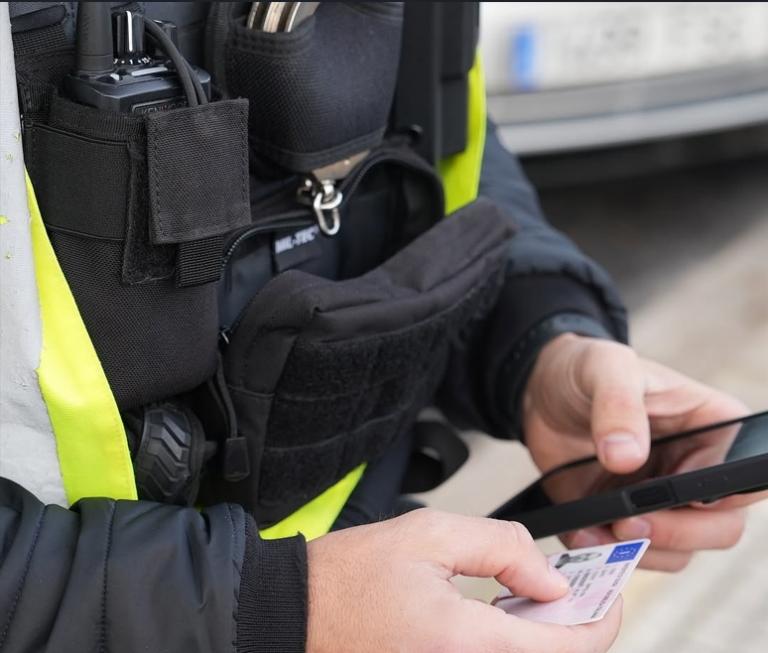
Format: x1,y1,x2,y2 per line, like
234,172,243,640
28,173,137,504
261,464,366,541
439,51,487,214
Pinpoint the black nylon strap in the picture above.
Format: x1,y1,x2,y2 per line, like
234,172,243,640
9,2,64,26
400,420,469,494
143,100,250,286
391,2,479,163
28,125,132,240
177,235,224,287
9,1,68,58
12,23,69,57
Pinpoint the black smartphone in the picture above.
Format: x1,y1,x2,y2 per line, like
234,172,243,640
488,410,768,539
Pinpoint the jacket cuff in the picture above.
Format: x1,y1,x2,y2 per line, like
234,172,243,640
500,313,613,442
481,274,619,437
237,515,308,653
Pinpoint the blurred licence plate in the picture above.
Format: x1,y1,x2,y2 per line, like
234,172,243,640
509,2,768,91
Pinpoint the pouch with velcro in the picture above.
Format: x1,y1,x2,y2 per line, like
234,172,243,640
200,197,517,524
23,91,251,410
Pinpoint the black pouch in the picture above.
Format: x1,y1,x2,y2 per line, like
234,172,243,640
206,2,404,172
23,91,251,409
217,141,445,337
201,197,516,524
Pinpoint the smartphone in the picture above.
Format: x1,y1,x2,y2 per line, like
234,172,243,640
488,411,768,540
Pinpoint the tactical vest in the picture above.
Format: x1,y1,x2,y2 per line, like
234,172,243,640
1,2,510,540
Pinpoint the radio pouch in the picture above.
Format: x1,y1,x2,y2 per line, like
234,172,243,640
19,79,250,410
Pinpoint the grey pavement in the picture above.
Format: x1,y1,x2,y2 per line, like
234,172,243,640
414,155,768,651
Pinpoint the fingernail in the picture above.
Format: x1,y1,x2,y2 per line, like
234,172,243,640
600,433,644,466
614,517,651,540
549,563,570,590
571,530,601,548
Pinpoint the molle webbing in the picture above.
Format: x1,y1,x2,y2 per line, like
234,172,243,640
207,198,516,526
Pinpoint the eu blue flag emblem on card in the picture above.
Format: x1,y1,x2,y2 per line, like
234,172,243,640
606,542,643,564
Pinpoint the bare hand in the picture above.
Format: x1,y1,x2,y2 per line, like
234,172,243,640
523,333,758,571
306,509,622,653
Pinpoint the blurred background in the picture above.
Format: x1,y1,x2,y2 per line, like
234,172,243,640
418,3,768,652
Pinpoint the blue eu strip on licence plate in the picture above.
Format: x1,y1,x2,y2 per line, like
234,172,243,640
511,25,537,91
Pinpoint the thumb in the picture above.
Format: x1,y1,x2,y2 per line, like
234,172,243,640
424,513,570,602
582,344,650,474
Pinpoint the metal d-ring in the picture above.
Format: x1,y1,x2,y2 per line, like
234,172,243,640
313,182,343,236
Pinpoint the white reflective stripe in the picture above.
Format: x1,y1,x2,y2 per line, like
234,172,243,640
0,4,67,506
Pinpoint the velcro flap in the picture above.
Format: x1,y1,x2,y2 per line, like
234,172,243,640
146,99,251,244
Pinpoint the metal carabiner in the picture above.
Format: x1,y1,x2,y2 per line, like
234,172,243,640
312,181,343,236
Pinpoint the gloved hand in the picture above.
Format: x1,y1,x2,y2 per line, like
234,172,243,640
306,509,622,653
523,332,762,571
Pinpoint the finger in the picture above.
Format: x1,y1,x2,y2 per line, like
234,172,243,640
564,527,695,572
636,549,694,572
580,344,650,474
467,595,623,653
562,525,615,550
693,488,768,511
418,512,570,602
611,507,746,551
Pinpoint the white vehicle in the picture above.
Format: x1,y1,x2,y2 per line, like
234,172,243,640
481,2,768,155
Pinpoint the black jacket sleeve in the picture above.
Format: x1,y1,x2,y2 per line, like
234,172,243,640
437,120,629,437
0,477,307,653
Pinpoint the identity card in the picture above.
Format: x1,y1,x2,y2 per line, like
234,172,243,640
495,539,651,626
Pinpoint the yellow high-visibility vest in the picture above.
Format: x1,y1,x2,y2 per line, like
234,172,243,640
0,3,135,507
1,2,485,540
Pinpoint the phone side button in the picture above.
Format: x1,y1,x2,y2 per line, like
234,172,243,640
628,485,674,510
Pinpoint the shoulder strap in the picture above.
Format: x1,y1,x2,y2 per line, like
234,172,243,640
391,2,480,164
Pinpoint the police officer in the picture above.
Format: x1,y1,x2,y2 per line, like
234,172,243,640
0,3,762,653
